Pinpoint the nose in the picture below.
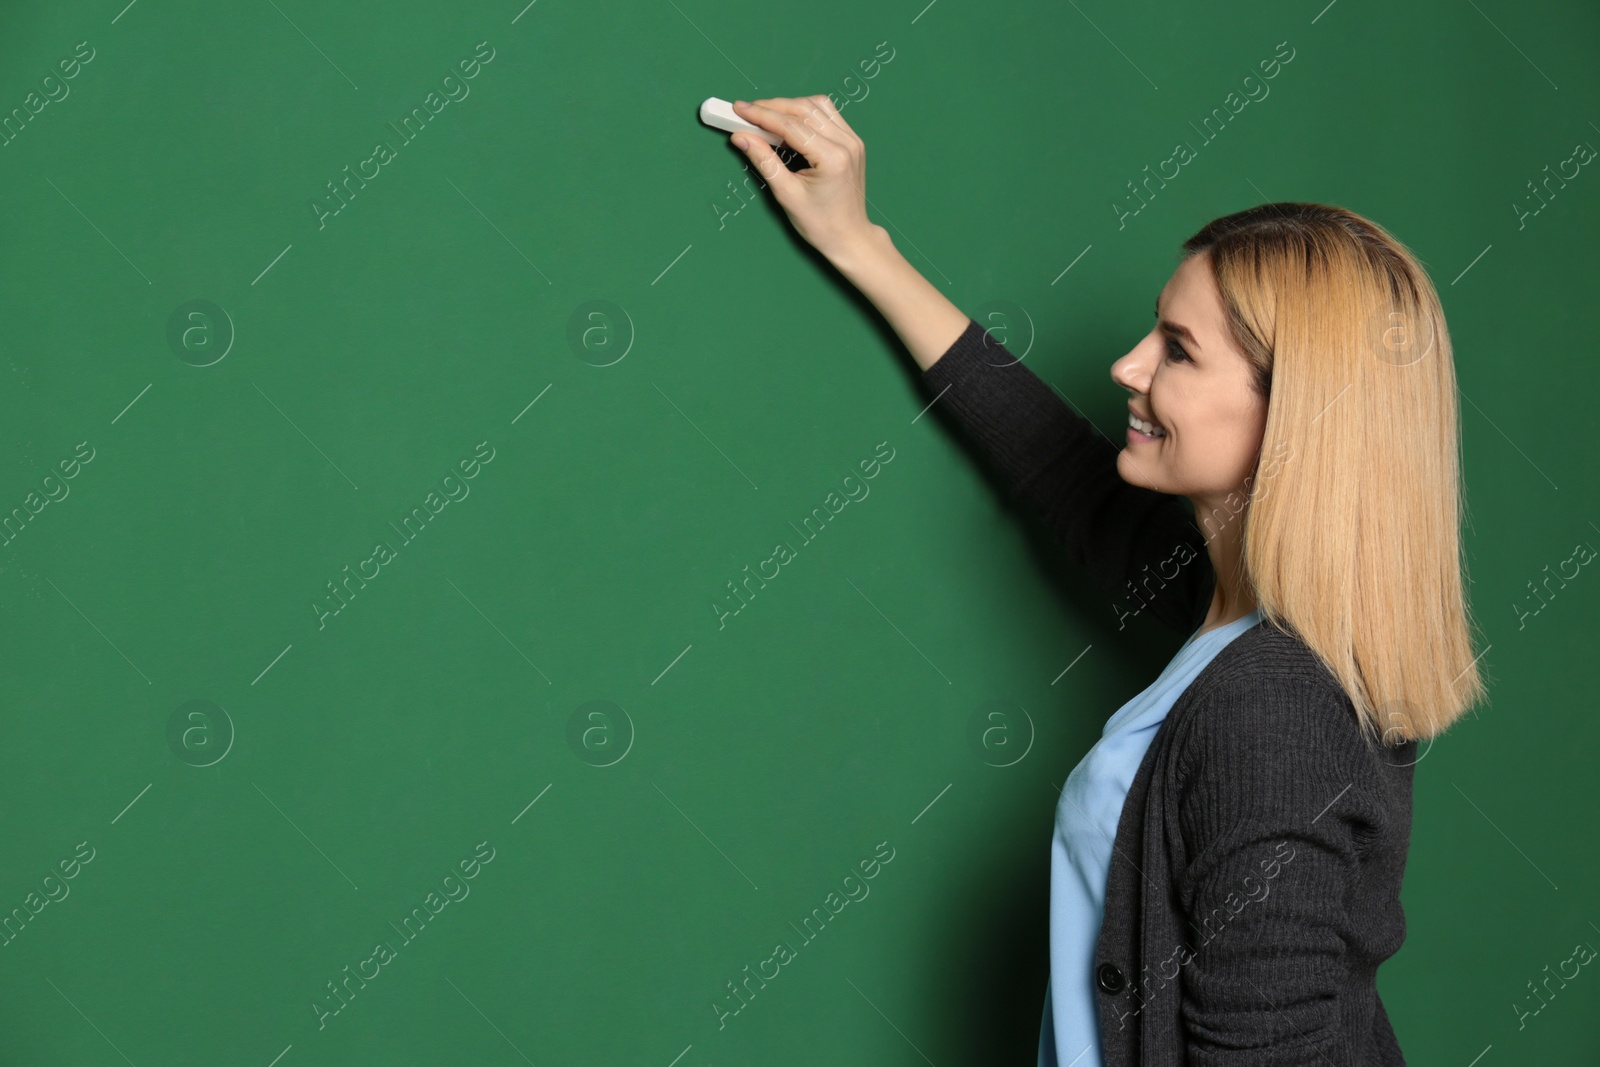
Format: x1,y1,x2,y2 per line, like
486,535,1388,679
1111,332,1161,395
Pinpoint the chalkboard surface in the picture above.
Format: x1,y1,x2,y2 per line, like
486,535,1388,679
1,0,1596,1063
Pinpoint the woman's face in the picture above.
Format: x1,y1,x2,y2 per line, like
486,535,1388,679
1110,252,1269,511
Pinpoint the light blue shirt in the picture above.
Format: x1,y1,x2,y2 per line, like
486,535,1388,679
1040,608,1263,1067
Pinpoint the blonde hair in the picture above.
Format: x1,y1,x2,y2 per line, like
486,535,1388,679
1181,202,1487,745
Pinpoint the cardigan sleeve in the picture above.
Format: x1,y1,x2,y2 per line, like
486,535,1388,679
1171,672,1386,1065
921,318,1213,635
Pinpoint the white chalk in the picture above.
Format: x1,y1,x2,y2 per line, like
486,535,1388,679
699,97,784,147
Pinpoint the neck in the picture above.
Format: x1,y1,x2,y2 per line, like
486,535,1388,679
1192,489,1258,633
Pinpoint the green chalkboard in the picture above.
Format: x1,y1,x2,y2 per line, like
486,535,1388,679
1,0,1596,1063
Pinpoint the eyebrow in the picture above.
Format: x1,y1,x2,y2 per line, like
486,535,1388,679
1154,296,1201,354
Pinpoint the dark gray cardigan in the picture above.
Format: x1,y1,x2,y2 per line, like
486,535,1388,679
921,318,1416,1065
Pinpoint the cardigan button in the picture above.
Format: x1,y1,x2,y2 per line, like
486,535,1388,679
1096,962,1126,995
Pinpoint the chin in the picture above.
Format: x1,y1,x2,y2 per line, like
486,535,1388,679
1117,452,1178,497
1114,451,1147,488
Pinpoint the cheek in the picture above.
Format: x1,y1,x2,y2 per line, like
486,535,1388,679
1210,406,1268,475
1167,399,1262,475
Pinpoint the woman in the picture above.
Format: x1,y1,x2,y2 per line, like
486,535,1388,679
726,96,1487,1065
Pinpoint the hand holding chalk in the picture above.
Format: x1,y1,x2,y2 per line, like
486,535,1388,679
712,96,875,266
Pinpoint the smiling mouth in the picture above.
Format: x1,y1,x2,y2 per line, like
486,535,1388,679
1128,413,1166,439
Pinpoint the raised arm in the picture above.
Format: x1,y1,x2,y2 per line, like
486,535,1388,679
727,96,1212,634
914,316,1213,635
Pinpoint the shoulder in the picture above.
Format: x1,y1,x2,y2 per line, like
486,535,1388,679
1162,619,1416,875
1169,621,1384,789
1192,619,1338,690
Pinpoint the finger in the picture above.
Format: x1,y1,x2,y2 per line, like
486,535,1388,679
805,94,862,144
776,95,862,164
735,98,845,167
729,128,798,192
749,96,843,150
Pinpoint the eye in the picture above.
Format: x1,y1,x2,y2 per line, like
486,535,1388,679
1164,338,1191,364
